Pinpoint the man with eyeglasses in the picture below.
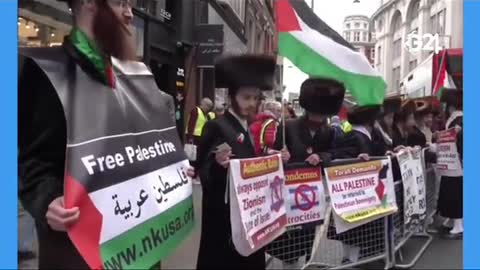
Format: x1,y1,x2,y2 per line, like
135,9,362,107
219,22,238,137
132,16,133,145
19,0,184,268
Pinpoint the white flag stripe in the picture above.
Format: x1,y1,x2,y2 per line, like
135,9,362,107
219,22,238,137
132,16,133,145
89,159,192,244
290,13,379,77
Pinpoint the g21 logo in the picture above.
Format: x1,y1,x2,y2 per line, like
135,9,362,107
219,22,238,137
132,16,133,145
404,33,443,54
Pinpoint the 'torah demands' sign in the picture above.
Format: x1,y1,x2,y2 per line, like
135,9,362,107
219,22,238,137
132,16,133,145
324,158,397,233
229,154,287,256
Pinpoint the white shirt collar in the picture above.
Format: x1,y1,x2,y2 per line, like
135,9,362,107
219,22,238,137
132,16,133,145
229,109,248,131
446,110,463,129
352,125,372,141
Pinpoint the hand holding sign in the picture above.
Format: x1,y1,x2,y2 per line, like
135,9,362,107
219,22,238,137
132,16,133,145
46,196,80,232
305,154,321,166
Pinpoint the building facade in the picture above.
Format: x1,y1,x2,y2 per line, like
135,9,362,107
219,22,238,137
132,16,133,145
371,0,463,94
342,15,376,66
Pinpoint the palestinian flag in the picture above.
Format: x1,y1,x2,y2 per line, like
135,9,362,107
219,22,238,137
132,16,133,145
432,48,463,97
276,0,386,106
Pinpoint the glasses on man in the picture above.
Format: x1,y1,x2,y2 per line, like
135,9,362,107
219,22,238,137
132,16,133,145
107,0,133,10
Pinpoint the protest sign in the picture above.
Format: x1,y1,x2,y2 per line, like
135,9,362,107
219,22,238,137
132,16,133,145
284,163,325,227
397,150,418,225
60,59,194,270
436,128,463,177
397,148,427,226
324,158,397,233
229,154,287,256
412,148,427,219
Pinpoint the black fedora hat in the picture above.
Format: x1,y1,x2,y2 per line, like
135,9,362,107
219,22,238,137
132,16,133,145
299,78,346,115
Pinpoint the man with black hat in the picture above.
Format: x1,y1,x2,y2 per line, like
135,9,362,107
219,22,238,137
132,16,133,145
277,78,347,165
342,105,385,158
195,54,284,269
267,78,347,266
435,88,463,237
373,95,402,154
18,0,185,268
414,97,436,145
392,99,426,149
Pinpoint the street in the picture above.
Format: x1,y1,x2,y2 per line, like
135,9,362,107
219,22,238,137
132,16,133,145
19,184,461,269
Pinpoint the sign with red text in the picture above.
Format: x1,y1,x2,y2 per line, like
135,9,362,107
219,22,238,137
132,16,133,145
284,163,325,227
324,158,397,233
229,154,287,256
436,128,463,177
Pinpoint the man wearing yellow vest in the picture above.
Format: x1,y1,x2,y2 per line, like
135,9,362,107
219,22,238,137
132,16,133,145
186,98,214,145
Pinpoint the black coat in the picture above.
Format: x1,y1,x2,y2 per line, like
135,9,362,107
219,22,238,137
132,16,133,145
407,126,427,148
438,115,463,218
342,129,387,157
275,116,347,165
195,111,265,270
18,42,97,269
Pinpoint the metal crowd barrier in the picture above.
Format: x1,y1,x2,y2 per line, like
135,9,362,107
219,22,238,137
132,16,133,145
265,167,439,270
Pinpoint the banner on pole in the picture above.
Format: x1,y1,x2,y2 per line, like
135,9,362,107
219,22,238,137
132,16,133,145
229,154,287,256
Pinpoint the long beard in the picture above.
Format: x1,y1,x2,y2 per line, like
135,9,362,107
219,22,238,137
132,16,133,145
92,1,136,61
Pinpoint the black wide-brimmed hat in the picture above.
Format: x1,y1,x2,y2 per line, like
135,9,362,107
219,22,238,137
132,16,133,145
413,96,436,117
380,95,402,116
347,105,381,126
214,54,276,95
299,78,346,115
440,88,463,109
394,99,417,122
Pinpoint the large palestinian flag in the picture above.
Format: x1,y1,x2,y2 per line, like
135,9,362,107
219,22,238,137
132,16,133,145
276,0,386,106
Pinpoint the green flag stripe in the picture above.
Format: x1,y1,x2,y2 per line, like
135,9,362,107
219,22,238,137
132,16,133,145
279,32,386,106
101,197,195,270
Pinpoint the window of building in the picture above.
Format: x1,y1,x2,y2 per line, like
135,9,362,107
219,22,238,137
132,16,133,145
355,22,360,28
392,67,401,89
409,59,418,72
225,0,246,23
346,23,350,29
18,16,70,47
393,39,402,59
362,32,367,42
377,19,383,32
248,19,255,53
371,47,375,62
346,32,351,42
354,32,360,42
377,46,382,63
364,23,368,28
431,9,446,35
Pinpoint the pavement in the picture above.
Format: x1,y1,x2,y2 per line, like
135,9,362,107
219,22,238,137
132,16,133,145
18,184,462,269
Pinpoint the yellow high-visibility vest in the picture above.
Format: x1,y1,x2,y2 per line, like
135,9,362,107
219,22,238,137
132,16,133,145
341,121,352,133
186,107,208,137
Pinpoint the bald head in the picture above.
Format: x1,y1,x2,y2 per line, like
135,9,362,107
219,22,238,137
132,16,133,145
200,98,214,112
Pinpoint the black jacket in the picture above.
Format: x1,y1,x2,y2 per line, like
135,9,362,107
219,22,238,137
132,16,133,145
18,40,103,269
274,116,347,165
195,111,265,270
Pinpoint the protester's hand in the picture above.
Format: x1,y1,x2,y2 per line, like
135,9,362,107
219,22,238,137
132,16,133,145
305,154,321,166
186,167,195,178
358,153,370,161
280,148,291,163
215,149,233,168
455,125,462,134
394,145,406,152
46,196,80,232
385,150,395,156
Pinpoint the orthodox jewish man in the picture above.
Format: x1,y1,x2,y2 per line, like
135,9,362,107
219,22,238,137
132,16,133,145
373,96,403,154
267,78,347,266
18,0,188,269
195,55,282,269
436,88,463,237
392,99,426,149
343,105,383,158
